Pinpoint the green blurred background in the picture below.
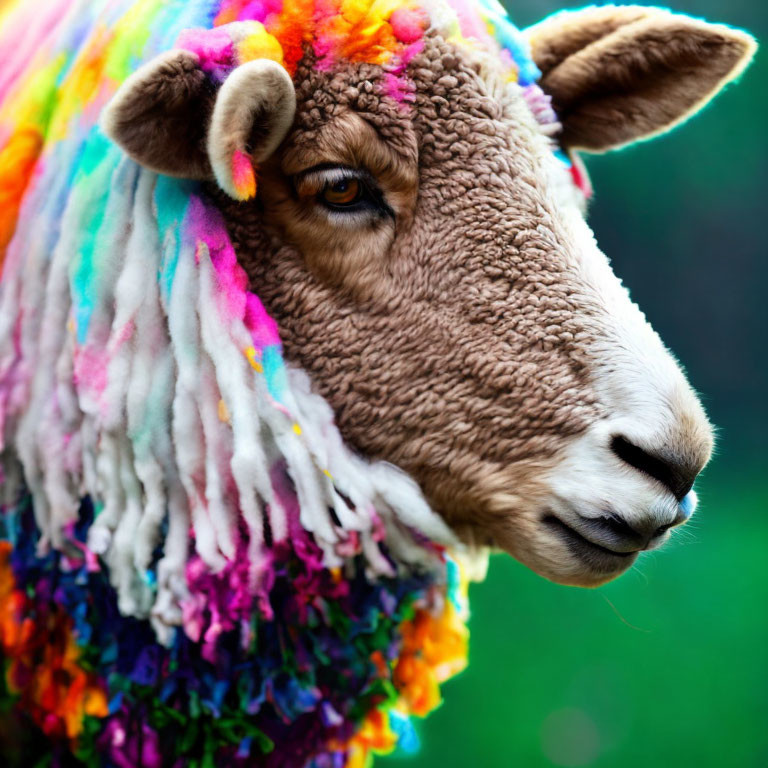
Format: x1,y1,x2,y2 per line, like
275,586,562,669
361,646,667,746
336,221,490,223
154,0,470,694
385,1,768,766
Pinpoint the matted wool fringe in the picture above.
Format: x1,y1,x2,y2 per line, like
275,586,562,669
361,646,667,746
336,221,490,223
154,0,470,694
0,156,459,641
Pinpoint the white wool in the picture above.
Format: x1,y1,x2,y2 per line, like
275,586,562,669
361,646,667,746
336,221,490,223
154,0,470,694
0,163,468,637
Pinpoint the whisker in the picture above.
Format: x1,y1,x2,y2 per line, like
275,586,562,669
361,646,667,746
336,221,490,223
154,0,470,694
600,594,652,633
630,562,649,586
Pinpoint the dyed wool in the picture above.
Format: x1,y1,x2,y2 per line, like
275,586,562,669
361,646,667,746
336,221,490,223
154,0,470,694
0,0,553,764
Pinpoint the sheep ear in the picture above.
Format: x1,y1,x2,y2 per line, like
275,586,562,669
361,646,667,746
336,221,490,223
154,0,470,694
101,50,214,178
102,55,296,200
525,6,757,152
207,60,296,201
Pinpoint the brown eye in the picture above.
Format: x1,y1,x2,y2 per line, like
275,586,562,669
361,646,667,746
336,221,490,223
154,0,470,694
295,165,393,222
321,178,361,206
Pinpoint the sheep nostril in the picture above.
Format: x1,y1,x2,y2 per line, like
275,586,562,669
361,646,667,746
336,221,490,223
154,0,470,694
610,435,700,501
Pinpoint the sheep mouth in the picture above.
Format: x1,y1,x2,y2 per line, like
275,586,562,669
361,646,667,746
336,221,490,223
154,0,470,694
542,515,639,572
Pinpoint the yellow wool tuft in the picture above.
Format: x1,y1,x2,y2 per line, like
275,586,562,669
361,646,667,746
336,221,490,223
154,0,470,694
237,23,285,64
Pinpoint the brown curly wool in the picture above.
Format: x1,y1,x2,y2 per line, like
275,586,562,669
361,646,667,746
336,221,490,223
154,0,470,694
220,36,604,547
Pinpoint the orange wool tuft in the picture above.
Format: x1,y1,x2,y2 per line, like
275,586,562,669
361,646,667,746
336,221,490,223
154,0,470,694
344,587,470,763
348,708,399,760
0,128,43,265
337,0,402,63
393,600,468,715
266,0,318,75
0,542,108,742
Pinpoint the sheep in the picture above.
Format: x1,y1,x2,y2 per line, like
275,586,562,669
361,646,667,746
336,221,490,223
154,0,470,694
0,0,755,765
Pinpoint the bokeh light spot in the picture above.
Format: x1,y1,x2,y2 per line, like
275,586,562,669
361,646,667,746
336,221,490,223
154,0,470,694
540,707,601,766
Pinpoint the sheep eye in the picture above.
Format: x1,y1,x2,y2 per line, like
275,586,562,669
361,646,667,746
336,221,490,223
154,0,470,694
295,165,394,222
321,178,361,207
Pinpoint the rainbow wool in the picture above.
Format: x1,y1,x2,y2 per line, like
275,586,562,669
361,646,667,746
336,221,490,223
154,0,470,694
0,0,544,764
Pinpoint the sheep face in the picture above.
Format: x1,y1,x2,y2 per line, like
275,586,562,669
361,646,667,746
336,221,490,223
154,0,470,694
105,8,756,587
230,35,710,589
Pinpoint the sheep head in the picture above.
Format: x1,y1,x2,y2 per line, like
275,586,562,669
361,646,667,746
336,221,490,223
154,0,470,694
104,4,755,587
